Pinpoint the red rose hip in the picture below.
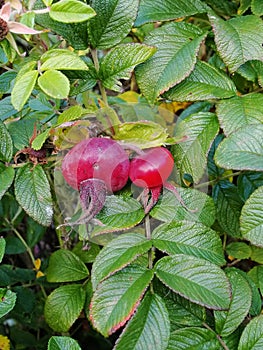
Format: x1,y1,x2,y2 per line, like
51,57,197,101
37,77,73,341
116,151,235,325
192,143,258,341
129,147,174,189
61,137,130,192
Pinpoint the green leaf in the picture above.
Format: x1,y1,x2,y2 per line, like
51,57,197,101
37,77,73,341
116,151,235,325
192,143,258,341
135,22,207,104
34,8,88,50
100,43,156,92
90,265,154,337
237,171,263,201
151,188,216,227
91,233,152,290
0,237,5,264
238,0,252,15
0,96,18,121
31,128,51,151
240,186,263,247
0,165,14,202
155,254,231,310
113,121,169,149
57,105,84,125
11,70,38,111
156,283,206,329
88,0,139,49
165,60,237,101
152,221,225,266
215,124,263,171
208,12,263,72
89,196,145,244
212,180,244,237
44,284,86,332
248,266,263,291
251,246,263,264
168,327,222,350
252,0,263,15
0,120,13,162
135,0,207,26
237,60,263,87
48,336,81,350
38,70,70,99
238,315,263,350
0,70,16,94
226,242,252,260
46,249,89,283
49,0,96,23
72,241,100,264
216,94,263,136
114,292,170,350
214,268,252,337
0,288,17,318
236,269,262,317
172,112,219,183
40,49,89,71
14,164,53,226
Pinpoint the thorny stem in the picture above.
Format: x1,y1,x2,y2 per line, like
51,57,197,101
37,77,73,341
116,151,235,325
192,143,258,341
90,48,109,106
203,322,230,350
194,171,242,189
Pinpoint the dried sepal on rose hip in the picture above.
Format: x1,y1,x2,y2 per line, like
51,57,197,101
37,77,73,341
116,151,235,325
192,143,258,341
129,146,192,213
60,137,130,226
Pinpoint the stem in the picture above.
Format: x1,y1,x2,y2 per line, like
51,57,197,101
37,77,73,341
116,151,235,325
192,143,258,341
145,214,154,294
194,171,242,189
90,48,109,106
203,322,230,350
11,225,35,268
145,215,152,268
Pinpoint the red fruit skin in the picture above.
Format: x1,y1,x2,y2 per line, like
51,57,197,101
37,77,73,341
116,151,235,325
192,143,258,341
61,138,130,192
129,147,174,188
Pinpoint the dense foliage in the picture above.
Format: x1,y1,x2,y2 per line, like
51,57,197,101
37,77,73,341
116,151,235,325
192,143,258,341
1,0,263,349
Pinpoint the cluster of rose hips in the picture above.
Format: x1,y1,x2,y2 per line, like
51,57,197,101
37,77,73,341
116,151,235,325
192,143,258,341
61,137,176,226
